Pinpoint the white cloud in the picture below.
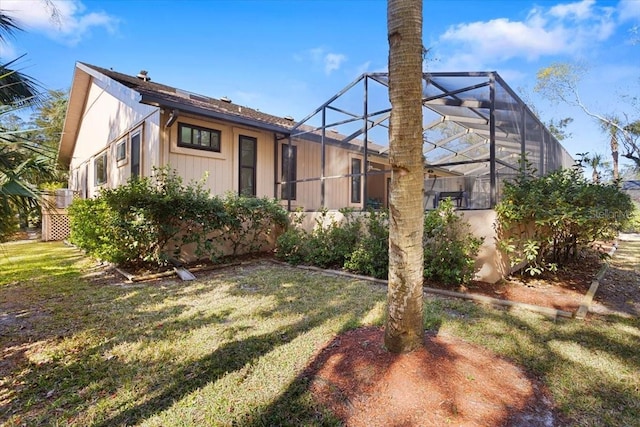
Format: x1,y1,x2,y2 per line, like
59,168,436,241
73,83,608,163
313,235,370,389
618,0,640,22
324,53,346,75
549,0,595,20
1,0,118,46
0,41,17,59
439,0,617,62
295,47,347,75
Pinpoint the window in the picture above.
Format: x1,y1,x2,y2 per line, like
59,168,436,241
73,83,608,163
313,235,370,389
116,139,127,161
131,132,140,178
351,158,362,203
94,152,107,186
178,122,221,152
281,145,297,200
239,135,257,196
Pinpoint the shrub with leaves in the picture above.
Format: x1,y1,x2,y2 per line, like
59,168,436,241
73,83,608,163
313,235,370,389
344,209,389,279
274,209,309,265
220,192,288,256
423,199,483,286
495,156,634,275
69,167,287,268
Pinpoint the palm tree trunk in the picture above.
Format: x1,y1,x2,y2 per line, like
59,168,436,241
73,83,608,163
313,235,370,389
610,130,619,181
385,0,424,353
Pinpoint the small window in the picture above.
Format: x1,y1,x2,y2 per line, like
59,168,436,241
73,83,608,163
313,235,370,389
239,135,257,196
351,158,362,203
281,145,297,200
178,122,221,152
94,152,107,186
116,139,126,161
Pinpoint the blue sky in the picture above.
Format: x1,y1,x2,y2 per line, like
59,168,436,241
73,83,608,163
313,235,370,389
1,0,639,170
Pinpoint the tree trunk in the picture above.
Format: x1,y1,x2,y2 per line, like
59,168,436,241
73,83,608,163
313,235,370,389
610,130,619,181
385,0,425,354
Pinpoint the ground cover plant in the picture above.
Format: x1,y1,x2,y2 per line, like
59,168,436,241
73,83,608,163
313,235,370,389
1,241,639,426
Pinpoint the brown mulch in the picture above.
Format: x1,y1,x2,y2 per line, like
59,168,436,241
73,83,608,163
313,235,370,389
306,242,638,427
306,327,555,427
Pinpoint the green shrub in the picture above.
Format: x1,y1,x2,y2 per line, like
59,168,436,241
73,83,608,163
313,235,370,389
277,203,483,286
304,208,361,269
423,199,484,286
621,203,640,233
220,192,288,256
68,167,287,268
495,156,634,275
275,209,310,265
344,209,389,279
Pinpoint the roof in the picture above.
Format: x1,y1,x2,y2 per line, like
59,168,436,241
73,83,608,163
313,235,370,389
58,62,387,167
79,63,296,134
622,180,640,190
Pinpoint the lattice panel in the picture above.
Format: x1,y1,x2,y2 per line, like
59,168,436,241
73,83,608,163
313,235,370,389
42,214,71,241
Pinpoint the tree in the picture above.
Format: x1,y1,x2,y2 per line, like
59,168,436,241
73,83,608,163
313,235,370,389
583,153,609,184
535,62,640,168
599,116,620,181
547,117,573,142
385,0,424,353
31,89,68,153
0,10,58,240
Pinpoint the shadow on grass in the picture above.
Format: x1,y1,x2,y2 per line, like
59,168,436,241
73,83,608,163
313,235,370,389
444,304,640,425
1,258,387,426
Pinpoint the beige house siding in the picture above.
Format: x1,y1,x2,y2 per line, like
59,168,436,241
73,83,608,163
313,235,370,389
278,138,390,211
67,77,159,197
165,114,276,197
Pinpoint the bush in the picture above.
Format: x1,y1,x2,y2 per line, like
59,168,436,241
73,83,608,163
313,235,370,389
220,192,288,256
423,199,483,286
495,157,634,275
305,208,361,269
275,209,310,265
277,203,483,286
344,209,389,279
68,167,287,268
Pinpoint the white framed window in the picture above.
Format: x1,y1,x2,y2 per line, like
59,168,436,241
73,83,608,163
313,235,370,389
116,139,127,161
94,152,108,186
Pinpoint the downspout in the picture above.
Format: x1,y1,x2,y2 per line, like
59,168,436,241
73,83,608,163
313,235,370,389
287,135,293,212
273,133,278,199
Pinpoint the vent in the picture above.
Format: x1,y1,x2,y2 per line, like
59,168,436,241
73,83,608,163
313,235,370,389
220,96,232,103
136,70,150,81
284,115,294,121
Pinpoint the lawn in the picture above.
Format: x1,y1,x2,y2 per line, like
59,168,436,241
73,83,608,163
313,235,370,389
1,241,639,426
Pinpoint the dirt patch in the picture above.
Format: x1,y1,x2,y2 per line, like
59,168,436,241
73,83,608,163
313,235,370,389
306,326,556,427
429,246,628,316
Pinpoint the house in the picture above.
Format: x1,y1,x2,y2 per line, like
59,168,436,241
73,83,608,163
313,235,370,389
58,62,391,210
59,64,576,283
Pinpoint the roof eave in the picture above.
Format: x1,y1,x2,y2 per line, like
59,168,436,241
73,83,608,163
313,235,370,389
139,93,292,136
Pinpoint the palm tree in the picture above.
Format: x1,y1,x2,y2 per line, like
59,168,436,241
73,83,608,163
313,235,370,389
600,116,619,181
0,11,56,240
584,153,608,184
385,0,425,353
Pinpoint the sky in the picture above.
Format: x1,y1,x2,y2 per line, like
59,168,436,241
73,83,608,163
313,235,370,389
1,0,639,171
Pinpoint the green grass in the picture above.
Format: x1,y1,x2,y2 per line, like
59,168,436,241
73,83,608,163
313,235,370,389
1,241,639,426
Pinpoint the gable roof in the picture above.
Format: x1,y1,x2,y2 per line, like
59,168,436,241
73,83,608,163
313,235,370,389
58,62,388,167
80,63,297,133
